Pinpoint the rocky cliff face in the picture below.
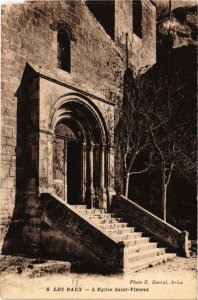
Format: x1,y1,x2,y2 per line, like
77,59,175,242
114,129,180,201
157,4,197,53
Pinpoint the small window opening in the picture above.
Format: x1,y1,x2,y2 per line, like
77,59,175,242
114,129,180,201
133,0,142,38
57,30,71,72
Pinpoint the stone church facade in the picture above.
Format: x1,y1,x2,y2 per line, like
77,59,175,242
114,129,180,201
1,0,155,251
1,1,189,271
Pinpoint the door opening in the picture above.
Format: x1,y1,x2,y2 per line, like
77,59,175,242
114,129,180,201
67,140,82,204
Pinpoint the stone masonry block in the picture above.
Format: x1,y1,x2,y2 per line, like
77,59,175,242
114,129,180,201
4,117,16,127
6,137,16,147
9,167,16,177
1,165,10,180
1,137,6,145
1,145,15,156
2,126,12,138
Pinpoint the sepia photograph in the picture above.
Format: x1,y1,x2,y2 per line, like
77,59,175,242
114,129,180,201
0,0,197,299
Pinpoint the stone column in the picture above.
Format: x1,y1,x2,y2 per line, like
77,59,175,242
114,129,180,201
94,143,100,208
87,141,95,208
81,142,87,204
108,143,115,207
64,140,67,201
99,143,107,209
47,133,54,193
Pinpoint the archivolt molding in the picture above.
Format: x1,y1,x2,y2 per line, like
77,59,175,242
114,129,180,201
52,110,89,142
49,93,109,144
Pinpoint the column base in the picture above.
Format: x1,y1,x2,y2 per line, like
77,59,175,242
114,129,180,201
108,189,116,208
86,187,95,208
99,187,108,209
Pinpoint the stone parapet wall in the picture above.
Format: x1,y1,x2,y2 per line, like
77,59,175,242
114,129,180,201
111,195,190,257
40,193,125,272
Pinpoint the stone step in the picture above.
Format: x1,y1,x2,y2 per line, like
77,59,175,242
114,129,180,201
87,217,126,224
72,205,87,210
112,232,143,241
127,248,166,263
125,242,158,254
104,227,136,235
76,208,107,214
127,253,176,273
123,237,150,246
98,222,129,229
79,213,117,219
70,204,177,273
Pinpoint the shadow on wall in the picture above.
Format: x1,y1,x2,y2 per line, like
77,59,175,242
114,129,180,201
2,64,39,255
128,167,197,240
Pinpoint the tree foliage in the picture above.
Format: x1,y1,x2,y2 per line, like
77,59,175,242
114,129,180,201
117,47,196,220
116,69,152,198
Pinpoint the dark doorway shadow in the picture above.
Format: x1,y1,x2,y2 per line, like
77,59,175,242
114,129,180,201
67,140,82,204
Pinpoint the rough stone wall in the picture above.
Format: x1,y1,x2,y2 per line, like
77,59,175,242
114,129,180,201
113,0,156,192
115,0,132,48
115,0,156,73
131,0,156,72
1,0,156,253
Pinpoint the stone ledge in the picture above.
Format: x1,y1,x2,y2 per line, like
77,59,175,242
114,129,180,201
0,255,71,278
27,260,71,278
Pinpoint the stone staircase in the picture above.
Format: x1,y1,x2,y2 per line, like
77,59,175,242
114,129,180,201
72,205,176,272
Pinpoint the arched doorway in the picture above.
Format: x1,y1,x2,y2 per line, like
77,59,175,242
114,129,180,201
53,120,82,204
51,97,109,209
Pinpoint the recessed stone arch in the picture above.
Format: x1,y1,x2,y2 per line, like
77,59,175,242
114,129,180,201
50,93,109,144
48,93,110,209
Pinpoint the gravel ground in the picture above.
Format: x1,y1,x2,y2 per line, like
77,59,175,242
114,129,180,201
0,252,197,300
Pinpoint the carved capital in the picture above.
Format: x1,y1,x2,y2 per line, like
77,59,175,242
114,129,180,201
88,140,95,151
